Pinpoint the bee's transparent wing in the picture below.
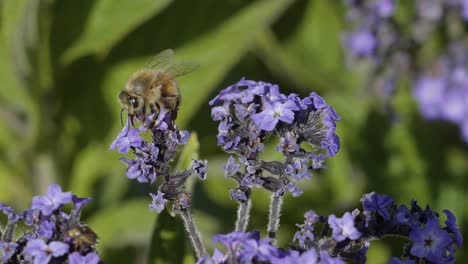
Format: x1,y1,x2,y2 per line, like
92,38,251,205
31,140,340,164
158,61,199,80
144,49,174,70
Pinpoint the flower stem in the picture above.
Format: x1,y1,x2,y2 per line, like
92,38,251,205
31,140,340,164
178,209,207,259
235,197,252,231
267,193,283,245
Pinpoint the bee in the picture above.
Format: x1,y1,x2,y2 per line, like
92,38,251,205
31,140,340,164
118,49,198,125
67,225,99,250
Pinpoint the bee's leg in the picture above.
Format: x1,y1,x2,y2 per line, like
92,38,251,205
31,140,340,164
161,95,179,122
147,103,160,129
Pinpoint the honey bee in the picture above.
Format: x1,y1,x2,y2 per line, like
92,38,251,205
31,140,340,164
118,49,198,125
67,225,99,250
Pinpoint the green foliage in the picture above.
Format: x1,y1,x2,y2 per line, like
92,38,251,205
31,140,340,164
0,0,467,263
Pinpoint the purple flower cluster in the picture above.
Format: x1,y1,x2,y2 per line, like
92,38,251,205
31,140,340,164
0,184,100,264
209,79,340,201
110,109,207,213
343,1,468,142
198,230,345,264
414,43,468,141
288,192,463,264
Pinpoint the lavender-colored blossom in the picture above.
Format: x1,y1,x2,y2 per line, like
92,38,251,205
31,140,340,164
252,100,298,131
361,192,394,220
22,239,69,264
229,188,247,202
375,0,395,18
192,160,208,180
32,184,73,216
0,242,18,262
409,218,454,263
149,191,167,213
278,182,303,197
344,30,377,57
444,210,463,248
110,121,143,153
328,212,362,242
38,220,55,239
223,156,240,178
396,205,413,224
285,159,312,181
72,195,93,212
68,252,100,264
120,157,153,183
293,211,318,248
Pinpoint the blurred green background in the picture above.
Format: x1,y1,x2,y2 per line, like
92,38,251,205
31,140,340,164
0,0,466,263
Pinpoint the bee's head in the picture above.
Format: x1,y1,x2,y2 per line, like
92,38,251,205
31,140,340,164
118,90,143,114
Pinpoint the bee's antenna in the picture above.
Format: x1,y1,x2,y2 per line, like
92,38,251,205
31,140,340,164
120,108,125,127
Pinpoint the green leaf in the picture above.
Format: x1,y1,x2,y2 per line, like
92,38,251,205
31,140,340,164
87,199,154,250
69,143,124,198
62,0,172,64
174,0,294,127
147,210,186,264
284,0,348,91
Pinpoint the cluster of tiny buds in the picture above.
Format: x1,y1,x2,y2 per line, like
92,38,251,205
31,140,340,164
0,184,100,264
209,78,340,202
110,109,207,214
199,192,462,264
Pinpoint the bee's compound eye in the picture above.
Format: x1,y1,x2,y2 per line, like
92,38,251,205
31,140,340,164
129,97,139,108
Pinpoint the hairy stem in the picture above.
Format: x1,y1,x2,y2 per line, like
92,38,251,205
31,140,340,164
267,194,283,245
179,209,207,259
2,221,16,242
235,197,252,231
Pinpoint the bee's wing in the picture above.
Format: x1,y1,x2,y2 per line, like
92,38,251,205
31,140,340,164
144,49,174,70
158,61,199,80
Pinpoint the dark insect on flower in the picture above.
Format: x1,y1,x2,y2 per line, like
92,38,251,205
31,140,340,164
67,225,99,251
118,49,198,125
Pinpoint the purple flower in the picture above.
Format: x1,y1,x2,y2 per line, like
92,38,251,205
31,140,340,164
68,252,100,264
32,184,73,216
375,0,395,18
120,157,153,183
38,220,55,239
344,30,377,57
409,218,453,263
0,242,18,262
361,192,394,220
441,89,467,123
276,132,299,152
328,212,362,242
22,239,69,264
211,105,229,121
213,231,253,252
285,159,312,181
192,160,208,180
229,189,247,202
443,210,463,248
252,100,298,131
223,156,240,178
149,191,167,213
110,121,143,153
278,182,303,197
72,195,92,212
413,76,446,119
462,0,468,20
396,205,414,224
